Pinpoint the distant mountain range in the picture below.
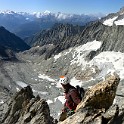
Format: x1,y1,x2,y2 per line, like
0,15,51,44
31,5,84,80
0,10,102,38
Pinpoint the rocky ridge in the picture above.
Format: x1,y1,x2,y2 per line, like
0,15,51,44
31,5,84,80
25,23,84,47
1,86,57,124
1,74,123,124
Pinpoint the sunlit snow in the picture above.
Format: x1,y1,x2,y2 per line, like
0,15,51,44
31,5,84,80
103,16,124,26
38,74,55,82
32,89,48,95
54,48,72,61
64,40,124,80
26,17,29,20
115,18,124,25
47,99,53,105
0,100,4,104
16,81,28,88
16,87,20,91
16,81,48,95
54,96,65,104
103,16,118,26
54,53,62,60
70,77,83,87
90,51,124,80
71,40,102,66
44,10,51,14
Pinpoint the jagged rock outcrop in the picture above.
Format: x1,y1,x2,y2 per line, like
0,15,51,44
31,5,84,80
1,86,57,124
1,74,124,124
24,22,104,59
23,21,106,60
25,23,84,47
59,74,121,124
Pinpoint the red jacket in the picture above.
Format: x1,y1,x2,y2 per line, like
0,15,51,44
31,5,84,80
64,88,81,110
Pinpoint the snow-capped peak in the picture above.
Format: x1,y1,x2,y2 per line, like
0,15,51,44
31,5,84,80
103,7,124,26
44,10,51,14
32,10,51,18
0,10,16,14
55,12,73,19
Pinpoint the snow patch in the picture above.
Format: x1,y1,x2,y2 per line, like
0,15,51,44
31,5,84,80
47,99,53,105
103,16,118,26
68,41,124,81
16,87,20,91
44,10,51,14
90,51,124,80
71,40,102,66
38,74,55,82
32,89,48,95
115,18,124,25
54,48,72,61
54,96,65,104
54,53,62,61
16,81,28,88
16,81,48,95
70,77,83,87
0,100,4,104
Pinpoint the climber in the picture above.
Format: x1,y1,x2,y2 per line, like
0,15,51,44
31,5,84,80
59,76,81,121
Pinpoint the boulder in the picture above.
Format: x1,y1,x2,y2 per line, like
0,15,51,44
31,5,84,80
76,73,120,111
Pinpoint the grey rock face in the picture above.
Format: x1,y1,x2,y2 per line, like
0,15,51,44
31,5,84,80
24,22,104,59
76,74,120,111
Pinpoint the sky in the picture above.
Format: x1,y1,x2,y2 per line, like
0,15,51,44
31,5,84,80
0,0,124,15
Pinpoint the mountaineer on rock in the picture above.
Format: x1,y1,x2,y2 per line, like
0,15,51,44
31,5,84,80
59,76,81,121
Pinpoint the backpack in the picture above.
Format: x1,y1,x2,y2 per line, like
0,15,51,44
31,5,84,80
75,85,85,100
